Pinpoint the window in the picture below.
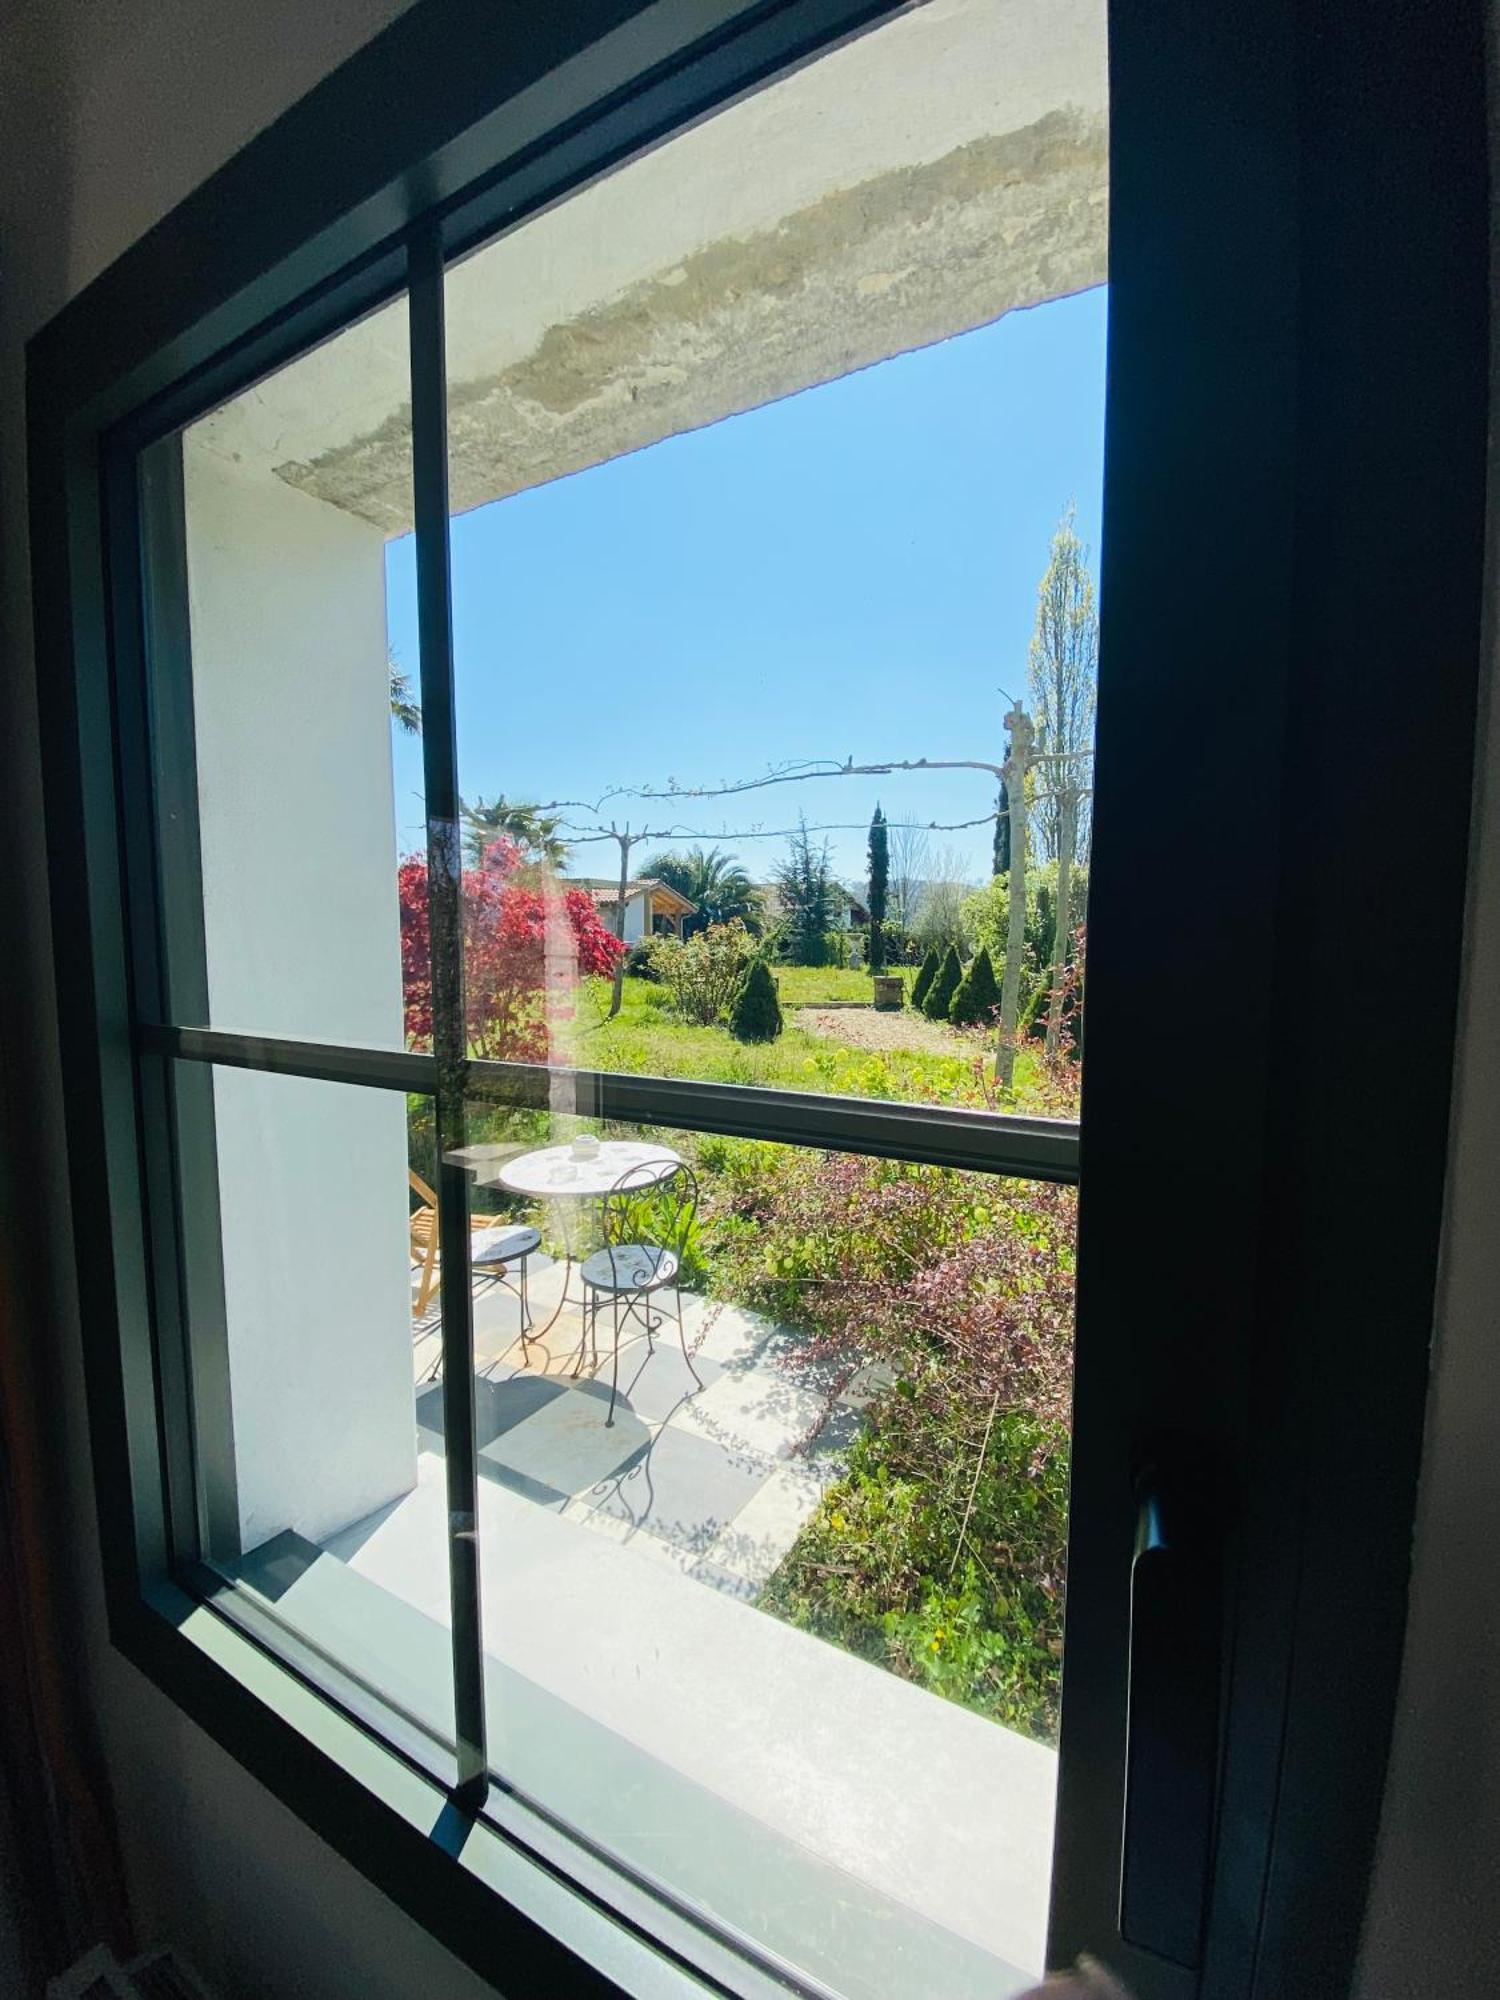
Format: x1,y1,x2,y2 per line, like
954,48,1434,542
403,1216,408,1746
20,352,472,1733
137,6,1098,1988
32,0,1484,1996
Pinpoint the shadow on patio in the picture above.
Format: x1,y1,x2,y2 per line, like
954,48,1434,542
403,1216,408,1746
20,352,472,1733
408,1261,858,1599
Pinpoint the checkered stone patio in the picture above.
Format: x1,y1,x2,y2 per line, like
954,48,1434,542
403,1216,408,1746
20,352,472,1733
410,1259,867,1599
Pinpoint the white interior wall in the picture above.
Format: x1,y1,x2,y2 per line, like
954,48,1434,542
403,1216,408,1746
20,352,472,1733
182,439,416,1549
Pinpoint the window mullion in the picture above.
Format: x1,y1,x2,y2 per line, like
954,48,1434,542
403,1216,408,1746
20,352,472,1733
409,224,488,1805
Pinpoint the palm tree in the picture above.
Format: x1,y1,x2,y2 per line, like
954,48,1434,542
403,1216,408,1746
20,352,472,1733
642,845,761,936
461,794,569,868
389,656,421,735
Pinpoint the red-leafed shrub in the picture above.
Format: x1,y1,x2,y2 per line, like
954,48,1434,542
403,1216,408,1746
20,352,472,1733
398,838,623,1061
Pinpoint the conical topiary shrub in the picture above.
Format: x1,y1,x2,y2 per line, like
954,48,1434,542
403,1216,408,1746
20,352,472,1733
729,958,784,1043
1025,971,1055,1040
923,943,963,1021
911,946,941,1012
949,944,1001,1026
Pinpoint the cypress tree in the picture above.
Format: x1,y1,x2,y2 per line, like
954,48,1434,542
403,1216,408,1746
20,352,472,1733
993,779,1011,877
949,945,1001,1026
729,958,784,1043
923,943,963,1021
911,945,941,1012
1030,881,1056,969
867,803,889,973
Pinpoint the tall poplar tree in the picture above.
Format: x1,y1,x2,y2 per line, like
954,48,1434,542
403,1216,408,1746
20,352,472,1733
1028,504,1098,1051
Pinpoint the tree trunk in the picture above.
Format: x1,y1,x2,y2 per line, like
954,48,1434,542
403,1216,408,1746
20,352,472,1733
996,708,1032,1087
1046,792,1076,1055
607,826,629,1019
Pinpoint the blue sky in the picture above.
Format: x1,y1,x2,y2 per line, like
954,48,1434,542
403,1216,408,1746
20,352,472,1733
386,283,1106,886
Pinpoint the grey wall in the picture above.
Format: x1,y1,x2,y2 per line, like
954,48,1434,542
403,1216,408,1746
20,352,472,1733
0,3,498,1994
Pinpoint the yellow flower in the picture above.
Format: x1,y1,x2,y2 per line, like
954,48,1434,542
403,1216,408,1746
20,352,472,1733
830,1511,848,1533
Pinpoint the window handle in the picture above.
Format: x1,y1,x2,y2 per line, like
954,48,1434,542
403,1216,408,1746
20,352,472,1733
1119,1449,1225,1969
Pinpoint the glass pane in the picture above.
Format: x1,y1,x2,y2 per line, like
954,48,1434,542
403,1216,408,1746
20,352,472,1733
146,288,421,1051
180,1064,454,1756
425,0,1105,1121
368,1088,1074,1997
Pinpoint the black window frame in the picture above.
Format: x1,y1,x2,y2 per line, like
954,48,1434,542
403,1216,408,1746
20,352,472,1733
27,1,1488,1996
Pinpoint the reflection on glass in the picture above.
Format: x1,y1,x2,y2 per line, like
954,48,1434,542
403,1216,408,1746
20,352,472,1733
413,0,1106,1118
158,290,418,1049
186,1067,453,1753
384,1092,1075,1998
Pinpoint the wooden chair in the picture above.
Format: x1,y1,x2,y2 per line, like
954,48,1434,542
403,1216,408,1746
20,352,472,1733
407,1168,542,1331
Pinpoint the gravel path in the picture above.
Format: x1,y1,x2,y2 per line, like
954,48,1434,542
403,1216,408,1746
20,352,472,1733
793,1005,974,1055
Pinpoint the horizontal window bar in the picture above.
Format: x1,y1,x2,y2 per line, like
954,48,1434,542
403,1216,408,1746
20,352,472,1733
467,1059,1079,1183
144,1024,1080,1182
141,1023,438,1093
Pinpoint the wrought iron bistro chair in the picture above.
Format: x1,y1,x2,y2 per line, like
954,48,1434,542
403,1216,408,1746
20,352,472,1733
579,1161,704,1426
407,1168,541,1344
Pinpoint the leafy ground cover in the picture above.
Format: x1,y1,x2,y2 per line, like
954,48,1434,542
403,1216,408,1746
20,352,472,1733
760,1406,1069,1741
696,1139,1075,1743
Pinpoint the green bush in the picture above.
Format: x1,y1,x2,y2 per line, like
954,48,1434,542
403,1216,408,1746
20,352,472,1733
911,946,941,1011
729,958,784,1043
647,919,758,1025
1028,958,1084,1053
873,922,915,968
406,1093,437,1191
922,943,963,1020
762,1410,1070,1742
774,926,850,968
962,863,1088,975
949,944,1001,1026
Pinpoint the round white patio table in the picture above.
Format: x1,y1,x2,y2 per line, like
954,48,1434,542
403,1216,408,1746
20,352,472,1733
485,1140,684,1361
491,1139,682,1201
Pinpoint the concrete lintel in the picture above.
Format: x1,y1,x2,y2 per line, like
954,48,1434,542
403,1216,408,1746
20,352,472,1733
190,0,1107,535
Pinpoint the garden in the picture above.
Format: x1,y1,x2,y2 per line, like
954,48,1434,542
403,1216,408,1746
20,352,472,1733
402,833,1082,1747
399,510,1095,1749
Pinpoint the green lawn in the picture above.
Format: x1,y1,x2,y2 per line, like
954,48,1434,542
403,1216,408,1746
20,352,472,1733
559,971,1054,1112
771,963,909,1006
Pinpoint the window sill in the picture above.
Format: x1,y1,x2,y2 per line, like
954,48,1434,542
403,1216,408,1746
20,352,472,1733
126,1581,798,2000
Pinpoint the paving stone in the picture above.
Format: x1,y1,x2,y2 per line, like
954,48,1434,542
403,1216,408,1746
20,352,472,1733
589,1338,724,1425
673,1361,833,1462
689,1557,761,1604
483,1384,652,1498
586,1422,771,1557
700,1461,830,1589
